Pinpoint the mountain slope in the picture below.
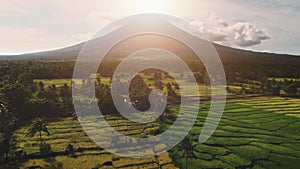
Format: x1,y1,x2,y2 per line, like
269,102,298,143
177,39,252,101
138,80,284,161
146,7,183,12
0,36,299,65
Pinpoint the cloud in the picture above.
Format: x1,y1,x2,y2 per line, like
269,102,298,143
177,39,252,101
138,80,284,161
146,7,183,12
191,14,228,42
191,13,270,47
230,22,270,47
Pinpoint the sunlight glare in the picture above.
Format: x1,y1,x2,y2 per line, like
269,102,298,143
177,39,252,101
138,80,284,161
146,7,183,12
133,0,167,13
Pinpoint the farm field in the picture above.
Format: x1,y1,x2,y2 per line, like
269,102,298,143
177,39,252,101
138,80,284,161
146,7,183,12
13,96,300,168
34,77,237,97
15,116,177,169
167,97,300,168
33,78,112,88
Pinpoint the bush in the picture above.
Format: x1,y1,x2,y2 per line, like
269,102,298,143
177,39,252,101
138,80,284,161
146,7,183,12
40,143,51,158
65,143,76,157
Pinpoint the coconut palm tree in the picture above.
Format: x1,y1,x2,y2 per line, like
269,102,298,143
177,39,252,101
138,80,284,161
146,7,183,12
178,136,197,169
26,117,50,148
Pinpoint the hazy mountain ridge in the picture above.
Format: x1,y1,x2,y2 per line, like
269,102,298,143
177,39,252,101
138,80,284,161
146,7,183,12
1,39,300,65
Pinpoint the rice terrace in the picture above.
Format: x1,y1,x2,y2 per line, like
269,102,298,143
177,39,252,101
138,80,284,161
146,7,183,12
12,96,300,169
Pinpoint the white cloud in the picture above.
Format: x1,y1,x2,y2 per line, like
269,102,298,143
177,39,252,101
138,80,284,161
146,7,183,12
230,22,270,47
209,13,228,27
206,29,228,41
191,14,270,47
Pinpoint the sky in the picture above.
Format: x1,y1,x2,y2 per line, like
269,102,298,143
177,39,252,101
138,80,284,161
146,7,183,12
0,0,299,55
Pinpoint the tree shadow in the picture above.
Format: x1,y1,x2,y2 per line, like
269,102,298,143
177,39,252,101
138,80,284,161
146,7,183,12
43,158,63,169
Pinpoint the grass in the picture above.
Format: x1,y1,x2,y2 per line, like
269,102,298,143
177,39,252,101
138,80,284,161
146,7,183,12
168,96,300,169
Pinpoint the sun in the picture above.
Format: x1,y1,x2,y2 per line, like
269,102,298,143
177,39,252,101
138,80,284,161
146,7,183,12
133,0,167,13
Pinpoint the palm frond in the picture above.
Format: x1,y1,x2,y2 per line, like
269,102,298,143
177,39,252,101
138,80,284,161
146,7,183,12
26,117,50,137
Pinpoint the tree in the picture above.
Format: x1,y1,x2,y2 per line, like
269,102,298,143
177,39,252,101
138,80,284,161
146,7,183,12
154,80,163,90
17,72,34,85
271,85,281,96
40,143,52,158
130,75,150,98
44,85,60,115
284,83,298,96
0,83,30,118
95,75,101,87
96,84,117,114
38,81,45,91
0,133,16,162
129,75,151,111
166,83,178,101
27,117,50,149
178,136,197,169
239,84,246,95
65,143,75,157
59,83,73,115
0,103,17,162
153,72,162,81
0,103,16,133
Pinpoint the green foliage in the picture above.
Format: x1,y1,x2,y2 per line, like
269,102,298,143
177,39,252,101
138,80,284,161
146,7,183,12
129,74,151,111
0,83,30,117
95,84,117,114
0,103,17,163
27,117,50,153
177,136,197,169
166,83,179,101
65,143,76,157
39,143,52,158
284,83,298,96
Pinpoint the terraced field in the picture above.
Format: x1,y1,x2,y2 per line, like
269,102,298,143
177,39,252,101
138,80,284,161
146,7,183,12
33,77,111,88
169,97,300,168
14,96,300,168
15,116,178,169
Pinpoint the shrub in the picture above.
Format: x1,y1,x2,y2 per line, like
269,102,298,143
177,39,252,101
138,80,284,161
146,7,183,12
65,143,76,157
39,143,51,158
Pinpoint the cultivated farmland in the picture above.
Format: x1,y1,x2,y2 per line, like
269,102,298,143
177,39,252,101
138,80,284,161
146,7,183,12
15,116,177,169
14,96,300,168
167,97,300,168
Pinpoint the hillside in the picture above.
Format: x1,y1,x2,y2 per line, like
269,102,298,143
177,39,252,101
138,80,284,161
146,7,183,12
1,39,299,65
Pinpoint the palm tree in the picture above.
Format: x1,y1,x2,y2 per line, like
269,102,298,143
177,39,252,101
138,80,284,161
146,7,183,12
178,136,197,169
27,117,50,148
